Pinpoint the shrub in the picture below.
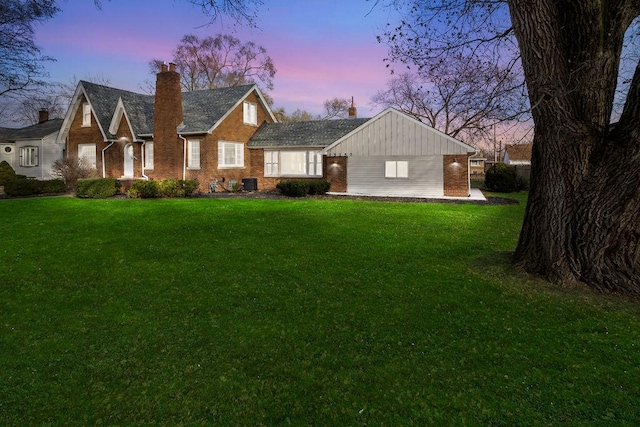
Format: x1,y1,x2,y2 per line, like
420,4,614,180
75,178,121,199
276,180,310,197
3,178,41,196
307,179,331,195
158,178,182,197
127,180,160,199
180,179,199,197
51,157,97,190
485,163,528,193
0,161,16,185
39,179,67,194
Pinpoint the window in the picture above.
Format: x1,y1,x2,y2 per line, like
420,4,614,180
144,142,154,169
78,143,96,168
243,101,257,126
265,150,279,176
19,146,38,167
385,160,408,178
218,142,244,168
265,150,323,177
82,103,91,127
471,160,482,166
188,139,200,169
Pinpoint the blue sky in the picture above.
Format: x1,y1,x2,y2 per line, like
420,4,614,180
34,0,399,117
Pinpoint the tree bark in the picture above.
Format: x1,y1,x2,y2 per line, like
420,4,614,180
508,0,640,295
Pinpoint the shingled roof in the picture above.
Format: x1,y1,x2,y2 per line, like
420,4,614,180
248,118,370,148
504,143,532,162
0,119,63,142
79,82,258,138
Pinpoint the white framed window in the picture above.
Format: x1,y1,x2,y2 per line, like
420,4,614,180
144,142,154,169
265,150,279,176
243,101,257,126
78,143,96,168
188,139,200,169
307,151,322,177
19,146,39,167
385,160,408,178
218,141,244,168
82,103,91,127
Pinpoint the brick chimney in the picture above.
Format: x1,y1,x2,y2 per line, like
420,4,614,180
38,109,49,123
152,62,184,179
348,97,357,119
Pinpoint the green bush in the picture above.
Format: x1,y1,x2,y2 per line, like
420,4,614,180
0,161,16,185
180,179,199,197
158,178,182,197
127,180,160,199
307,179,331,195
39,179,66,194
75,178,121,199
485,163,528,193
276,180,310,197
3,178,41,196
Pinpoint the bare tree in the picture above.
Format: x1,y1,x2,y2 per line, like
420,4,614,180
321,97,351,120
380,1,640,295
148,34,276,95
0,0,59,99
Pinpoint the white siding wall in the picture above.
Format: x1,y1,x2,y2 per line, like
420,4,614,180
325,110,470,157
347,156,444,197
13,133,63,180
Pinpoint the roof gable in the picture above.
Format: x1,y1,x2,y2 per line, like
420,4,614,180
320,108,476,156
248,118,370,148
504,143,532,162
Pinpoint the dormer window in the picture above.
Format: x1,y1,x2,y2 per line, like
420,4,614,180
243,101,257,126
82,103,91,127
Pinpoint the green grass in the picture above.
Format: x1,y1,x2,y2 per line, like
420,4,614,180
1,194,639,425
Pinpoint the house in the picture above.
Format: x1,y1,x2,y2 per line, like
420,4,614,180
58,64,476,198
503,143,532,165
57,62,276,192
469,151,487,176
0,110,64,180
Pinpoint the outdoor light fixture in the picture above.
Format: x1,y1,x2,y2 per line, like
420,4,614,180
453,158,458,164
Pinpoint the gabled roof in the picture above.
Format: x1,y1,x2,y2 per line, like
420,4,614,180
504,143,532,162
0,119,63,142
248,118,370,148
59,81,274,142
320,108,476,155
81,81,154,138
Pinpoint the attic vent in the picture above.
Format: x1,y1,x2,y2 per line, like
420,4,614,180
2,145,13,154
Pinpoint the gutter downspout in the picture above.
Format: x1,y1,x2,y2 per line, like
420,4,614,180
140,141,148,180
102,141,115,178
179,134,187,180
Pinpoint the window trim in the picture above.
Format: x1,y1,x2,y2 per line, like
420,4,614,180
78,143,97,169
19,146,39,167
385,160,409,178
264,150,323,178
243,101,258,126
187,139,200,170
82,103,91,127
144,141,154,170
218,141,244,168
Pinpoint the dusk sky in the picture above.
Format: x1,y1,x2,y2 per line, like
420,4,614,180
35,0,400,118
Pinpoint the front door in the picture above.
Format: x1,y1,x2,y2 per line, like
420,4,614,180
124,144,134,178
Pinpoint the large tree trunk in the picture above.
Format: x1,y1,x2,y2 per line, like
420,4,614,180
508,0,640,295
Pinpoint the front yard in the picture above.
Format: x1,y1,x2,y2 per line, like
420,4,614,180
1,194,638,425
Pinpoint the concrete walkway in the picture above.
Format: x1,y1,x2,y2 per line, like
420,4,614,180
327,188,487,202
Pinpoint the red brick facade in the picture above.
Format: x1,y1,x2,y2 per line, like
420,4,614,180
443,154,470,197
324,156,347,192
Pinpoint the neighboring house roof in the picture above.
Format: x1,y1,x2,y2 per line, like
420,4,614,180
248,118,370,148
504,143,532,164
0,119,64,143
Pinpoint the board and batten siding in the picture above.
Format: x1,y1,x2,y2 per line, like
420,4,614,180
323,109,470,157
347,156,444,197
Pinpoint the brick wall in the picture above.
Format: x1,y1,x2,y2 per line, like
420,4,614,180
324,156,347,192
151,63,183,180
443,154,470,197
66,94,105,175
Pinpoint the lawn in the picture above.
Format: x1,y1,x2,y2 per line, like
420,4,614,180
1,194,639,425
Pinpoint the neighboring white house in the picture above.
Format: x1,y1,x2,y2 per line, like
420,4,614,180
0,114,64,180
319,108,477,197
